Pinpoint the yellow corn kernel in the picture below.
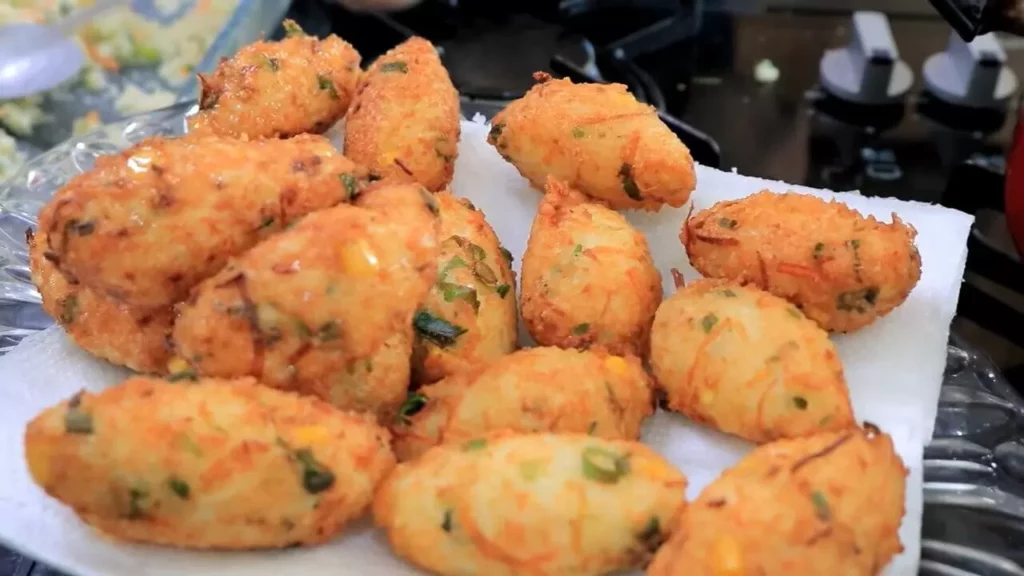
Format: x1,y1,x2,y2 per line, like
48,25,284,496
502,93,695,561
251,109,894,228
700,389,717,405
167,356,190,375
338,238,380,278
292,426,330,446
604,355,629,376
711,536,744,576
380,149,398,167
632,455,681,481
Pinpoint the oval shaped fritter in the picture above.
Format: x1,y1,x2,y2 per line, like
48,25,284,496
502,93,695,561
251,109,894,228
649,279,855,443
394,347,653,461
374,433,687,576
24,376,395,549
188,20,361,139
648,424,906,576
412,192,517,385
171,183,439,415
487,72,696,211
28,229,173,374
344,37,460,192
520,178,662,356
37,134,368,312
682,191,922,333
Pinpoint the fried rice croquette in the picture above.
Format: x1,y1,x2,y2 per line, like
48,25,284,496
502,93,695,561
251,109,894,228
649,279,855,443
28,230,172,374
394,347,653,461
412,192,517,385
487,73,696,211
171,183,438,415
682,191,922,333
187,20,361,139
648,424,906,576
24,376,395,549
520,178,662,356
344,37,460,192
37,134,368,312
374,433,687,576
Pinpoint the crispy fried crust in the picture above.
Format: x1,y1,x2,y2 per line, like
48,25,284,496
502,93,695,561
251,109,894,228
488,73,696,211
171,183,438,416
394,347,654,461
682,191,922,333
24,377,395,549
520,178,662,356
649,279,855,443
412,191,517,385
344,37,460,192
36,135,368,312
648,425,906,576
28,230,173,374
374,433,687,576
188,30,361,139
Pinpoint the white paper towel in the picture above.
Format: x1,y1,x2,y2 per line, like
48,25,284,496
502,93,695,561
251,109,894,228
0,117,972,576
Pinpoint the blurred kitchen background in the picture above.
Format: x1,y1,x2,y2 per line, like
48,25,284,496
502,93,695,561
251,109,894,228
2,0,1023,389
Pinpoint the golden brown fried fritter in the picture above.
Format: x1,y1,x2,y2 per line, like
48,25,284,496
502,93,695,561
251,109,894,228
487,73,696,211
648,424,906,576
682,191,922,333
25,376,395,549
344,37,460,192
171,183,438,415
412,192,517,385
394,347,653,461
520,178,662,356
649,280,855,443
188,20,361,139
37,134,368,312
375,432,687,576
28,230,173,374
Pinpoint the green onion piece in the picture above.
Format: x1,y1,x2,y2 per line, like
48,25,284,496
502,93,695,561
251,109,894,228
572,127,585,138
810,490,831,521
792,396,808,410
718,218,738,229
468,242,487,262
259,54,280,71
64,401,93,435
317,74,339,100
167,368,198,383
581,445,630,484
339,173,359,198
573,244,583,257
700,313,718,333
587,421,598,435
60,295,79,325
398,392,428,424
282,19,306,37
499,246,513,264
463,438,487,452
836,287,880,313
473,261,498,286
488,123,505,140
414,310,467,347
259,215,275,229
572,323,590,335
441,256,468,278
316,321,342,342
127,487,148,519
637,516,662,551
618,163,642,201
812,242,825,258
295,449,335,494
440,282,480,312
295,320,314,340
379,61,408,73
441,509,453,532
495,284,511,299
787,307,803,319
168,477,190,500
720,289,736,298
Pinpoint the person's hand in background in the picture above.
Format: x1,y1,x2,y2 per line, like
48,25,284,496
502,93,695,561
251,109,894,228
330,0,423,12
